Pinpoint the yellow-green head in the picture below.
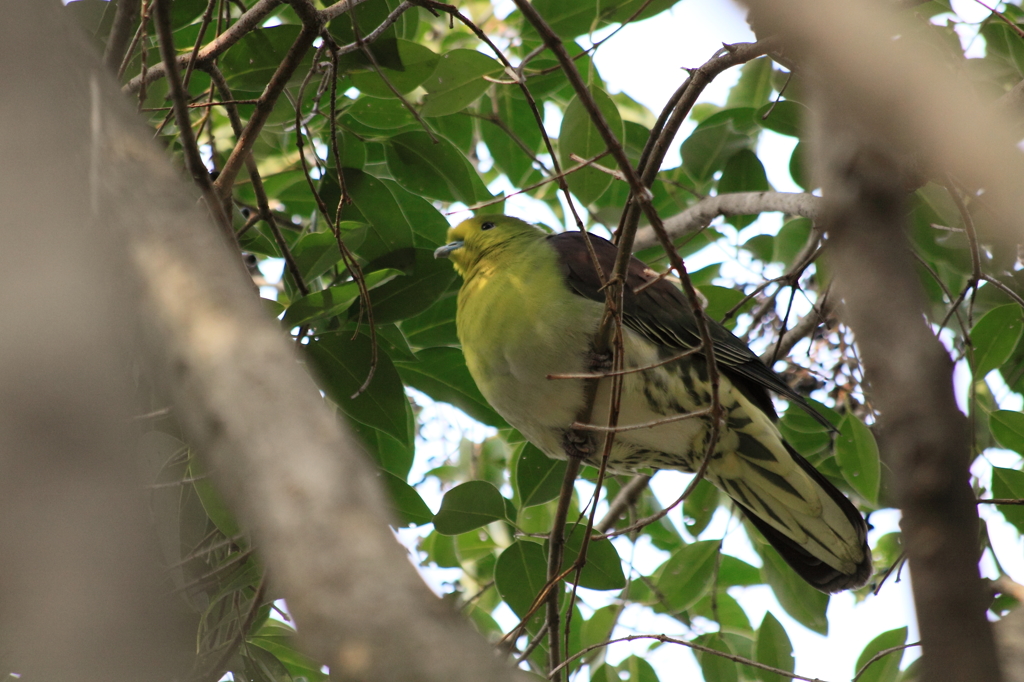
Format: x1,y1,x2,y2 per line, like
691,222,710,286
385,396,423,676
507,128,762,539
433,214,543,276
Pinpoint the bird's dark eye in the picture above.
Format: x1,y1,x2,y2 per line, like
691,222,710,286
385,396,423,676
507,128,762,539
481,221,495,231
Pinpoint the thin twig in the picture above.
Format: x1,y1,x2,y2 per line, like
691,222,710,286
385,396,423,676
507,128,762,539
152,0,233,241
852,642,921,682
550,633,829,682
125,0,284,94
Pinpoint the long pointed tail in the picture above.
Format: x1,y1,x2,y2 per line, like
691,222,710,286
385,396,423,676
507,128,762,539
742,448,872,594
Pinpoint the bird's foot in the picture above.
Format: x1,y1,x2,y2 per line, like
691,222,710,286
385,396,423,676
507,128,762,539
586,349,613,377
562,428,595,463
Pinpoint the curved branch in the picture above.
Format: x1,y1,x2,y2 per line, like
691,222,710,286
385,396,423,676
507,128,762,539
633,191,824,251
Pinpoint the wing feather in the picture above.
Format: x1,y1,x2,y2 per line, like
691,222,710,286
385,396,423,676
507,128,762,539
547,231,831,429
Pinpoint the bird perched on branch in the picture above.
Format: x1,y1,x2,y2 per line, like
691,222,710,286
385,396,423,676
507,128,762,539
435,215,871,593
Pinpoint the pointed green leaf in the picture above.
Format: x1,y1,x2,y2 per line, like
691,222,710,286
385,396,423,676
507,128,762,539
992,467,1024,533
683,477,721,537
558,86,624,205
359,248,458,323
836,413,881,504
350,39,438,96
347,97,417,129
420,49,501,117
681,108,756,182
282,269,402,327
516,443,568,507
433,480,507,535
854,626,908,682
695,634,739,682
726,57,774,109
248,622,327,681
991,410,1024,454
384,131,489,203
657,540,720,611
971,303,1023,378
761,547,829,634
305,333,409,443
754,612,794,682
494,539,548,618
756,100,808,138
378,470,433,526
554,525,626,590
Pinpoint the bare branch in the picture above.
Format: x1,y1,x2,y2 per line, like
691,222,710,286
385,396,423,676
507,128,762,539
633,191,824,251
124,0,284,94
809,57,1003,682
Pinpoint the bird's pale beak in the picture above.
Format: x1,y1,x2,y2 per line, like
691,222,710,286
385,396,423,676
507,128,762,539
434,241,464,259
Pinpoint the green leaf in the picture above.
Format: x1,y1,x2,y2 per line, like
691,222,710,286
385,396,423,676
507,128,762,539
480,89,544,186
761,546,829,634
359,248,457,323
773,218,812,267
219,26,312,92
718,554,763,587
330,0,405,66
290,229,345,281
854,626,908,682
188,455,240,538
992,467,1024,533
683,478,720,537
400,293,459,348
789,140,812,190
754,612,794,682
691,589,753,635
420,49,501,117
249,622,328,682
558,86,624,206
743,234,775,263
836,413,881,505
617,655,661,682
516,442,568,507
554,525,627,590
332,170,416,261
718,149,770,227
494,539,548,618
378,470,433,526
756,100,808,138
695,634,739,682
699,284,751,324
384,131,488,203
726,57,774,109
971,303,1024,378
347,97,417,129
420,530,460,568
282,269,402,327
394,347,507,427
433,480,507,535
656,540,720,611
305,332,410,443
351,420,414,479
991,410,1024,454
581,604,619,654
681,108,756,182
349,39,439,96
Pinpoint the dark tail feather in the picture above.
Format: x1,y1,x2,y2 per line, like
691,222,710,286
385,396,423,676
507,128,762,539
742,508,872,593
742,443,872,594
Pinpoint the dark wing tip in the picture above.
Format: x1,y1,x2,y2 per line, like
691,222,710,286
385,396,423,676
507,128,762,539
742,510,873,593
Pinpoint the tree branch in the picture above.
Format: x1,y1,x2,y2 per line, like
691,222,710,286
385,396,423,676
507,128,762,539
124,0,283,94
213,23,317,201
633,191,824,251
810,65,1002,682
103,0,140,72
